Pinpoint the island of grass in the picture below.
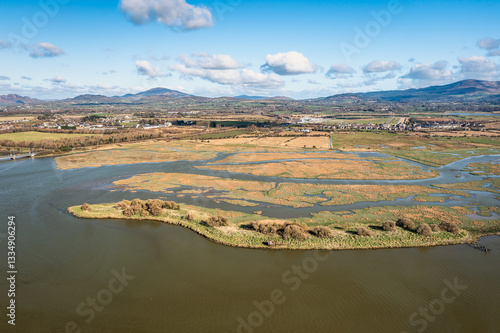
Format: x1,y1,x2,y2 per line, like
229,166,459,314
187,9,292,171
113,172,468,208
68,199,499,250
198,158,439,180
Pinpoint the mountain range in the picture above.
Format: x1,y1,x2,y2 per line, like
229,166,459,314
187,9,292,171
1,80,499,106
315,80,500,103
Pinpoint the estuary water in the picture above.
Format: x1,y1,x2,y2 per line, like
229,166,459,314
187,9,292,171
0,155,499,333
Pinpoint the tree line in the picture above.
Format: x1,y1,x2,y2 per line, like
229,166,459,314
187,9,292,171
0,130,161,151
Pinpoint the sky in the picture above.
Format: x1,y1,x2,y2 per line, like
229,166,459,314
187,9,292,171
0,0,499,100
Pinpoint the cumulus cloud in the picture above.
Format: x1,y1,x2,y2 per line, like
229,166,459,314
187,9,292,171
398,61,453,88
135,60,168,78
477,37,500,51
457,56,499,81
402,61,452,81
120,0,213,30
171,52,283,88
261,51,317,76
26,43,65,58
172,64,283,88
179,53,243,70
325,64,356,79
362,60,402,73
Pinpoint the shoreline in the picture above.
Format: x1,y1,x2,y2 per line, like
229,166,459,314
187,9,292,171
67,203,497,251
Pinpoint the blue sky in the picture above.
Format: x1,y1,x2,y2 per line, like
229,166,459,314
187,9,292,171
0,0,499,99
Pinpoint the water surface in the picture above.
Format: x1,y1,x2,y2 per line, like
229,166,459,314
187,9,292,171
0,157,499,333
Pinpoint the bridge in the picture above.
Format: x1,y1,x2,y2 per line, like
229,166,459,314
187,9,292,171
0,150,37,162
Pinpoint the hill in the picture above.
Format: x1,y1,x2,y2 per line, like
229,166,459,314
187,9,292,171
318,80,500,103
121,88,191,100
0,94,41,105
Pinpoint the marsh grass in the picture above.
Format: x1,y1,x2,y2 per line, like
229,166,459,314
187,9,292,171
68,202,481,250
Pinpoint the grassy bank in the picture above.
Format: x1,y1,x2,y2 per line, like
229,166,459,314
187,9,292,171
68,201,497,250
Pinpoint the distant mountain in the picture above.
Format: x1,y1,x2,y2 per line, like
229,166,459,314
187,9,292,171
235,95,267,100
2,80,499,108
265,96,294,101
235,95,294,101
0,94,40,105
318,80,500,103
121,88,191,99
63,94,119,104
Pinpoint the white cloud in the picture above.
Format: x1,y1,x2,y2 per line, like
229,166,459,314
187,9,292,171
362,60,402,73
26,43,65,58
171,52,283,88
120,0,213,30
477,37,500,51
402,61,452,81
325,64,356,79
0,76,10,81
171,64,283,88
399,61,453,88
135,60,168,78
457,56,499,81
179,53,243,69
261,51,317,75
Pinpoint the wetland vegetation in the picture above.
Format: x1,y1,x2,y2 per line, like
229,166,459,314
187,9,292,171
67,131,499,250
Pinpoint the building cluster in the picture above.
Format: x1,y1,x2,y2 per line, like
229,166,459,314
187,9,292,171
320,119,482,132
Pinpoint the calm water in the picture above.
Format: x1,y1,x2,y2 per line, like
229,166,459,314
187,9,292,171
0,157,499,333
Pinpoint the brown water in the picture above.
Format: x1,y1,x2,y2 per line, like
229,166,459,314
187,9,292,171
0,157,499,333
